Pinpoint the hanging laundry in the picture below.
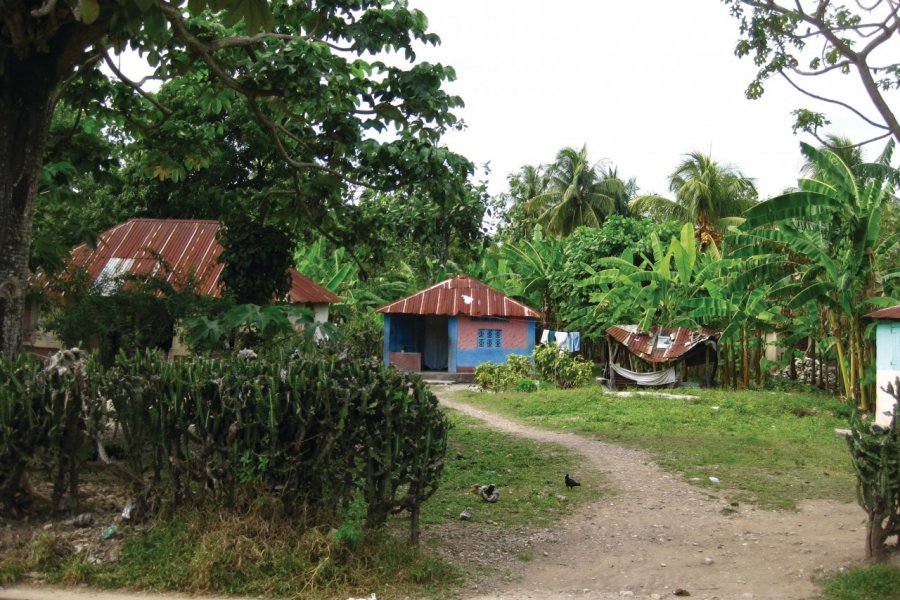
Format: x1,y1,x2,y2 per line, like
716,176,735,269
540,329,550,344
555,331,569,350
568,332,581,353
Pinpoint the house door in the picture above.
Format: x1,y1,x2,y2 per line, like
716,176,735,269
422,315,449,371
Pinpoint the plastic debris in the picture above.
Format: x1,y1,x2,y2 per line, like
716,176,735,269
102,525,121,540
120,500,134,521
709,476,721,485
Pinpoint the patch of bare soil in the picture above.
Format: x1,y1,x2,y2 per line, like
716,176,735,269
431,386,873,600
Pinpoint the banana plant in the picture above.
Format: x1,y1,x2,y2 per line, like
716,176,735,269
588,223,733,332
733,142,900,407
480,225,564,326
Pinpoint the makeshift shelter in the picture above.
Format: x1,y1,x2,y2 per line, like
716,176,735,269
24,218,340,357
864,305,900,427
604,325,720,389
377,275,541,374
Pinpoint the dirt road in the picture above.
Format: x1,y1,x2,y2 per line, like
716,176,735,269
436,388,865,600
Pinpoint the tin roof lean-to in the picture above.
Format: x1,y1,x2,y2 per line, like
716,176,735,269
606,325,720,364
376,275,541,319
60,219,339,304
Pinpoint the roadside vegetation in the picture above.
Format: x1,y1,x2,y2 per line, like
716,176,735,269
0,404,597,598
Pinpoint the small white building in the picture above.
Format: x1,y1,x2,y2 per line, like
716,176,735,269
866,305,900,427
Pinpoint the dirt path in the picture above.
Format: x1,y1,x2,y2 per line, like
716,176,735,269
435,387,866,600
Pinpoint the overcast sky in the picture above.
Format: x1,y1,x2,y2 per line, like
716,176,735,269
406,0,894,200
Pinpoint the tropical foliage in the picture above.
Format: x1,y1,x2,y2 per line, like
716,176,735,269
630,151,757,232
733,142,900,408
524,146,631,236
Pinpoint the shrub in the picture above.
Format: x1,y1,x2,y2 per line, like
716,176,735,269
0,350,448,545
474,353,534,392
474,362,515,392
845,379,900,559
533,345,593,389
516,378,538,393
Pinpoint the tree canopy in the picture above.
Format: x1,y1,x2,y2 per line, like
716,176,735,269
0,0,475,357
723,0,900,146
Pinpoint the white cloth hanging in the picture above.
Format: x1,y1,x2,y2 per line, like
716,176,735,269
555,331,569,350
611,363,677,386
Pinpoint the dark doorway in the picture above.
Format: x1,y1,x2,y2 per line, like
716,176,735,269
422,315,449,371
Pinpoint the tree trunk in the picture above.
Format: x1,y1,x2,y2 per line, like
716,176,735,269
741,327,750,389
0,54,60,359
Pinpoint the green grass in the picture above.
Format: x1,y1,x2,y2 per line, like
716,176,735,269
422,410,604,528
817,565,900,600
452,386,855,509
29,409,599,598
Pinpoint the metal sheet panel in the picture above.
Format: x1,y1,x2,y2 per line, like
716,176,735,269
866,305,900,320
50,219,337,304
376,275,541,319
606,325,720,364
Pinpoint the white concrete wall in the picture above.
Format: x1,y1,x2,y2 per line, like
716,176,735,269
313,303,329,323
875,369,900,427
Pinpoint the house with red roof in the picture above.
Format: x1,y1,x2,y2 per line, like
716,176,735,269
24,218,339,357
376,275,541,376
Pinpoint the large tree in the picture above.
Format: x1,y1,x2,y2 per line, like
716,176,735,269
723,0,900,146
0,0,470,357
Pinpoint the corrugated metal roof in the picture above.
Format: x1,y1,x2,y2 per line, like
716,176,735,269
57,219,338,304
376,275,541,319
607,325,719,364
865,305,900,320
289,270,340,304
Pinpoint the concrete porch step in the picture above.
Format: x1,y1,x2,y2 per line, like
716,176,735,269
417,371,474,384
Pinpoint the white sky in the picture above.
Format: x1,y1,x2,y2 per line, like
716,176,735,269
407,0,895,200
114,1,896,201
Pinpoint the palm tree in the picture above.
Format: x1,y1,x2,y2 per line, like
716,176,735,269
597,166,637,216
630,152,757,231
526,145,617,236
802,135,865,178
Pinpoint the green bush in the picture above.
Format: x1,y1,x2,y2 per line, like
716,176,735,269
533,344,593,389
474,353,534,392
845,380,900,558
516,378,538,393
0,350,448,545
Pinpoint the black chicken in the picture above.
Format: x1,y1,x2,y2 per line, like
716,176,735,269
564,474,581,489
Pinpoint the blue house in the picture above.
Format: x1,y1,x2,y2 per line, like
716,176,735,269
377,275,541,375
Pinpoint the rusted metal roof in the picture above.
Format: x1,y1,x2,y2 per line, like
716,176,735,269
288,270,340,304
58,219,338,304
376,275,541,319
606,325,719,364
865,306,900,320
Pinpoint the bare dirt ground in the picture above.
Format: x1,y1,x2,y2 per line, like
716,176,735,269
432,386,873,600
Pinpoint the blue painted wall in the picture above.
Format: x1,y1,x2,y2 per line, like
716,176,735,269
384,315,537,372
876,322,900,369
448,317,458,373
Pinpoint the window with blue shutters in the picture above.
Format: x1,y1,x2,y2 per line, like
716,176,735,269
478,328,502,349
